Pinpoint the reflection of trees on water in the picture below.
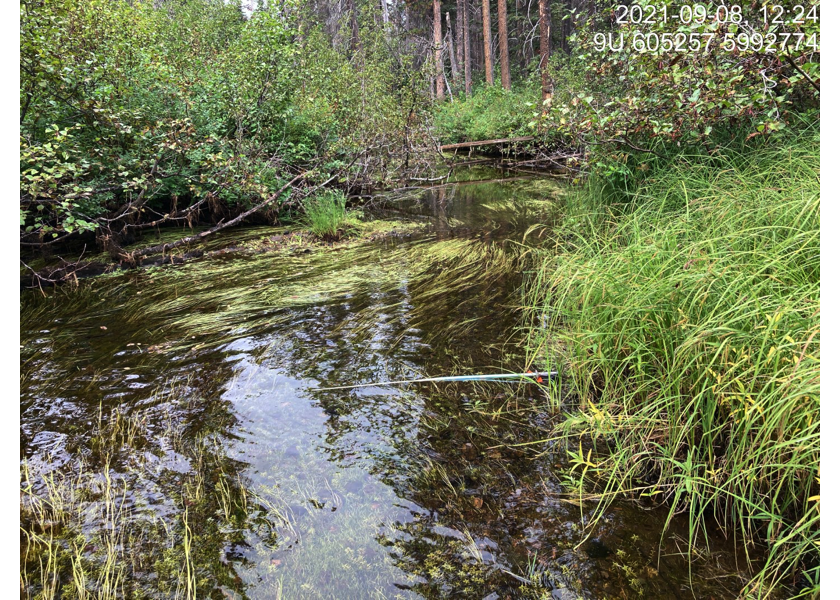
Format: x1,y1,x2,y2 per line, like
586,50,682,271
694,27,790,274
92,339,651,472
416,176,559,240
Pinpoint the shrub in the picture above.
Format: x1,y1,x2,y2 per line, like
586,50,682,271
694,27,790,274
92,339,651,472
434,84,537,145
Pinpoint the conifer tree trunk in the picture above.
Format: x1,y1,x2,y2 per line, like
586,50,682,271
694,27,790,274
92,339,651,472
463,0,472,95
446,12,459,83
517,0,529,70
456,0,465,78
560,0,571,53
482,0,493,85
482,0,494,85
539,0,552,102
473,4,483,83
498,0,510,89
433,0,444,99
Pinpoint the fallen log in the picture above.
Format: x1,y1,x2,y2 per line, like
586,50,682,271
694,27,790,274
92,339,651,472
439,136,534,151
121,172,308,263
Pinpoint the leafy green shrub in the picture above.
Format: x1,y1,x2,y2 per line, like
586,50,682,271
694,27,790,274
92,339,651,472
20,0,433,247
543,2,820,150
434,84,537,145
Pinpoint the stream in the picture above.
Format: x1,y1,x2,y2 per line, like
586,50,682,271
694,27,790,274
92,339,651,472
21,168,755,599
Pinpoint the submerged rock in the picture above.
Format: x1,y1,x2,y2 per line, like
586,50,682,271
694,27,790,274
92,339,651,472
583,538,612,560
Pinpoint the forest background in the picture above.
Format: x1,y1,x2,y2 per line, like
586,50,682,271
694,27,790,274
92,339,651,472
20,0,819,269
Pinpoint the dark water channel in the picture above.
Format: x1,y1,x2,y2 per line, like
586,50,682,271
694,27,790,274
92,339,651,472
21,170,753,599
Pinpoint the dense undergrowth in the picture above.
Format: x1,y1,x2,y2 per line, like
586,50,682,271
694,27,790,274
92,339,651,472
434,83,537,145
526,126,820,597
20,0,434,258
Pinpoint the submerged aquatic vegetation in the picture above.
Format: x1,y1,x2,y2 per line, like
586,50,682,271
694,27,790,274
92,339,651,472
19,377,437,600
25,235,526,360
21,171,773,599
20,386,257,599
526,131,820,597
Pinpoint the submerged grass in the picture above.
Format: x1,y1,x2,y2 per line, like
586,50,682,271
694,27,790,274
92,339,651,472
50,235,525,357
526,130,820,597
20,379,421,599
22,394,177,598
21,384,272,599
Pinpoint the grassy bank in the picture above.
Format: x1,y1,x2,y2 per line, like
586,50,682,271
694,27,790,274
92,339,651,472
526,128,820,597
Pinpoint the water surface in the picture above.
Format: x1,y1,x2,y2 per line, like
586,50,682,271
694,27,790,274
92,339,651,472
21,170,756,599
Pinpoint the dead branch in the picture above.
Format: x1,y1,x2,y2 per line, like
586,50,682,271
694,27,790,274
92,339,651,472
784,53,820,92
440,136,535,150
121,172,309,263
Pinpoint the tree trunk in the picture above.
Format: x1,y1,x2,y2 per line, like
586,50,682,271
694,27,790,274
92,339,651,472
463,0,472,95
482,0,493,85
446,12,459,86
348,0,360,53
516,0,529,70
473,3,483,85
498,0,510,89
560,0,571,53
433,0,445,100
381,0,389,26
539,0,552,102
456,0,464,79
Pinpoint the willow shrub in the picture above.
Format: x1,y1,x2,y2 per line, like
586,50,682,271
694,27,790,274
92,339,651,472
20,0,433,244
526,129,819,597
433,83,538,145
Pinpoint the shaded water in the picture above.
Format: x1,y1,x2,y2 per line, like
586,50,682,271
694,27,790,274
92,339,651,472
21,171,755,599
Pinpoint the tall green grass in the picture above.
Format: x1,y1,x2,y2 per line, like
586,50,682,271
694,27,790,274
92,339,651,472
526,130,820,597
301,190,348,240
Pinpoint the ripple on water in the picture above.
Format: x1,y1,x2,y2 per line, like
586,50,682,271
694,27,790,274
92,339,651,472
21,171,756,599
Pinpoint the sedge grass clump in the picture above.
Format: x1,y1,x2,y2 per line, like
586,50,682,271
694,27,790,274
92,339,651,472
302,190,348,240
527,129,820,597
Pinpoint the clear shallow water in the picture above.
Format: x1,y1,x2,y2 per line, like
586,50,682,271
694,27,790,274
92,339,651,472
21,171,755,599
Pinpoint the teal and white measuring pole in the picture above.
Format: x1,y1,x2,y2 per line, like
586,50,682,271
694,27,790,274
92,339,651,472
317,371,558,392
